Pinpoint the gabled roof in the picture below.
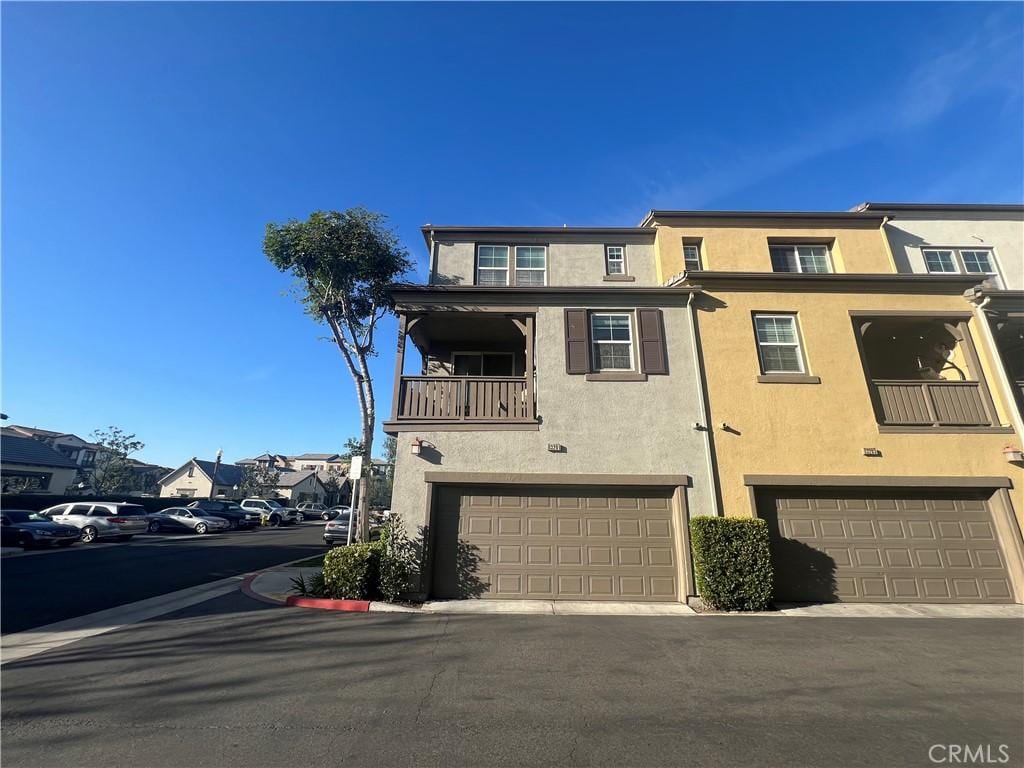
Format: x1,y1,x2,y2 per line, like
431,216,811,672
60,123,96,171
276,469,320,488
291,453,342,461
1,434,80,469
193,460,246,487
7,425,101,449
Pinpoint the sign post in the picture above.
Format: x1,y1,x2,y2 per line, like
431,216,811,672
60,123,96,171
346,456,363,546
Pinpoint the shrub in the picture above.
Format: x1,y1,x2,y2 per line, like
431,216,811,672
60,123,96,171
321,543,379,600
689,516,774,611
375,518,415,602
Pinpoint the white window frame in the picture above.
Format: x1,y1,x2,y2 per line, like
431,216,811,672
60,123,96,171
753,314,807,374
476,245,510,286
589,312,635,372
921,247,1001,281
605,245,626,275
769,244,833,274
450,351,516,377
513,245,547,287
683,242,702,271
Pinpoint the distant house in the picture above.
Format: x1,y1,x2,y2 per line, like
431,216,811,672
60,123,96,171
158,458,246,499
1,429,81,494
6,425,104,487
126,459,174,496
272,470,328,504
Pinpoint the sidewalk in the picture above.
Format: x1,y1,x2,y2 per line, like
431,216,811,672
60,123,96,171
244,566,1024,618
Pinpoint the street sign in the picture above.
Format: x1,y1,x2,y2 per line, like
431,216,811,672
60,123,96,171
349,455,363,479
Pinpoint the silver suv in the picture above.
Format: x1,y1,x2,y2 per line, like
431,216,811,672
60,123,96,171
239,498,301,526
40,502,150,543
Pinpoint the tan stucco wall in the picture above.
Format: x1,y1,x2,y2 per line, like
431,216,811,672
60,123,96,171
652,220,894,283
159,467,213,498
432,238,659,287
881,215,1024,290
391,300,714,553
694,288,1023,526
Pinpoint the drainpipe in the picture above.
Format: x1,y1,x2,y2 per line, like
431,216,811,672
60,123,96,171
968,292,1024,441
686,289,722,517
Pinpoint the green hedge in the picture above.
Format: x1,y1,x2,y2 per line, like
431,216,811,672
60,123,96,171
295,519,416,602
322,544,379,600
689,516,774,611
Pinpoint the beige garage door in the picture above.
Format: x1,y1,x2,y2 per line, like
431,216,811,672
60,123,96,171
758,489,1014,604
432,486,679,601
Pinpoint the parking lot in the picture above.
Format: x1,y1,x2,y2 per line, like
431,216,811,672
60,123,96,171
1,522,325,633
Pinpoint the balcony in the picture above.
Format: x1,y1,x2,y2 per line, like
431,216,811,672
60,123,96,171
385,310,538,432
856,315,999,430
873,380,991,427
396,376,533,422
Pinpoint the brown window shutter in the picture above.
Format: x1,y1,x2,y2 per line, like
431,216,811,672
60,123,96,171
637,308,668,375
564,309,590,374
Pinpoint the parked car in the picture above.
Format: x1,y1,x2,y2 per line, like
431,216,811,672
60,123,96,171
296,502,326,516
1,509,80,549
186,500,261,529
323,512,382,546
40,502,149,543
322,505,351,521
239,498,301,526
147,507,230,535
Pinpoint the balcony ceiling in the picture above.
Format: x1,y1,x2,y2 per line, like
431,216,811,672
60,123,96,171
408,313,525,347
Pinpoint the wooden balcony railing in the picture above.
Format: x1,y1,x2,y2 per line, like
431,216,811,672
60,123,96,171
395,376,534,422
873,379,993,427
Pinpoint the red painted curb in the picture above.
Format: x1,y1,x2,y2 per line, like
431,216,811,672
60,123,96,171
285,596,371,612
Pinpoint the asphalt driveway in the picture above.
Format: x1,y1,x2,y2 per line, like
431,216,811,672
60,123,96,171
3,593,1022,768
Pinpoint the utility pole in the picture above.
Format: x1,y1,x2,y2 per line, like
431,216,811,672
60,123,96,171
209,448,223,500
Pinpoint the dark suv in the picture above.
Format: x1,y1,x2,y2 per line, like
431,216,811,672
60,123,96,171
186,500,260,530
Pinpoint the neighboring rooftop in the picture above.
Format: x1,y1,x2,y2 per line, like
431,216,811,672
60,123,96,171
851,202,1024,213
638,209,887,226
192,459,246,488
290,453,343,461
0,434,80,469
276,469,318,488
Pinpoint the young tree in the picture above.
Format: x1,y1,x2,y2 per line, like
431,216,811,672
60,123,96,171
240,464,281,498
263,208,410,540
90,427,145,495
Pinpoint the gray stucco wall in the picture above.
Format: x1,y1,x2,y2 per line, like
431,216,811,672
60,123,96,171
432,237,659,287
390,300,715,587
883,214,1024,290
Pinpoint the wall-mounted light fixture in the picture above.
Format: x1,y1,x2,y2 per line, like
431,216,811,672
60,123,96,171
1002,445,1024,463
411,437,436,457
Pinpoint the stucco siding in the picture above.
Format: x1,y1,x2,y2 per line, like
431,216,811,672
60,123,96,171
432,238,659,287
1,463,78,495
693,288,1023,526
653,220,893,281
882,215,1024,290
391,301,714,580
159,468,213,498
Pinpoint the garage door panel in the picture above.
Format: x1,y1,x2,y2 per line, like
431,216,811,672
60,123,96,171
762,489,1013,604
433,486,678,602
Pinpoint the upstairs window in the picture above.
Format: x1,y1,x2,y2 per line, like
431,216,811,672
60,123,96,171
476,245,547,286
683,240,703,271
590,313,634,371
770,244,832,274
605,245,626,275
753,314,806,374
477,245,510,286
923,248,998,277
514,246,547,286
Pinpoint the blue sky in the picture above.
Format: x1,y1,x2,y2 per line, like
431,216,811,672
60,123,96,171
3,2,1022,468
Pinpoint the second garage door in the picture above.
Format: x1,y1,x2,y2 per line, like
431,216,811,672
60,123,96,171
431,486,679,601
758,489,1014,604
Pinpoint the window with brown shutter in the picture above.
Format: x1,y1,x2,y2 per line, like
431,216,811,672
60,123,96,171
564,308,668,377
564,309,590,374
637,309,668,374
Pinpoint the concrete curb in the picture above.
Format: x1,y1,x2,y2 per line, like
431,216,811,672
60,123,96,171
240,573,287,606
